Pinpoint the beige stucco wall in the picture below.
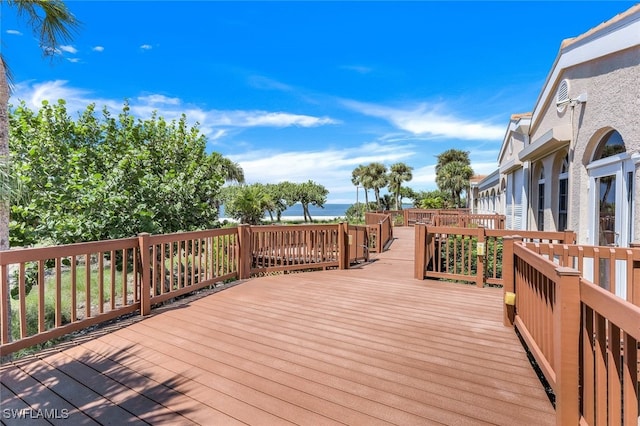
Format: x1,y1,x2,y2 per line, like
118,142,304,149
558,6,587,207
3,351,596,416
527,46,640,243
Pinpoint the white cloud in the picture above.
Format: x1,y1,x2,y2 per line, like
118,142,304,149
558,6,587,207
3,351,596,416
469,161,499,176
342,99,504,141
6,30,23,36
11,80,339,141
137,94,181,105
341,65,372,74
44,46,61,55
248,76,293,92
215,111,337,128
209,130,227,141
140,44,153,50
67,58,81,63
11,80,120,114
410,164,437,187
92,46,105,52
59,45,78,54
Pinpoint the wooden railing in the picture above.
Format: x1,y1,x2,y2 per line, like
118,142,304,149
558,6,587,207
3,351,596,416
521,241,640,305
414,225,576,287
432,213,505,230
365,212,393,253
141,228,239,308
402,209,502,228
403,209,439,226
1,222,377,356
347,224,370,263
242,224,341,274
0,237,142,356
503,238,640,425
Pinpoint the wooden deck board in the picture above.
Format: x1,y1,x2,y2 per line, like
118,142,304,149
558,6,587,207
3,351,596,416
0,227,555,425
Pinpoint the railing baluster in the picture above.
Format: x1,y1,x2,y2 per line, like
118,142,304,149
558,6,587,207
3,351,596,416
71,255,77,323
581,304,595,424
38,259,45,333
85,254,91,319
98,254,104,313
55,258,62,327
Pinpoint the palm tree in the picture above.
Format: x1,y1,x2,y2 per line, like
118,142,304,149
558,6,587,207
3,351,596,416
388,162,413,210
435,149,470,175
1,0,80,250
435,161,474,208
212,153,245,184
365,162,388,210
227,184,271,225
351,165,370,206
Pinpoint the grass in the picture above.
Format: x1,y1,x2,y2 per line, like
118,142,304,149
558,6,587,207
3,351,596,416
9,261,133,336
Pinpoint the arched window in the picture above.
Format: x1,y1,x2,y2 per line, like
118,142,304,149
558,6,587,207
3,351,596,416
593,130,625,160
537,166,545,231
558,155,569,231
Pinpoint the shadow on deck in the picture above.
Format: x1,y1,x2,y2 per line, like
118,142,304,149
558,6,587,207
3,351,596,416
0,227,555,425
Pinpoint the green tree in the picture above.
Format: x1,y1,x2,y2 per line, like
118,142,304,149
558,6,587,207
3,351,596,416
436,161,474,208
435,149,473,208
9,101,225,244
211,152,244,184
400,186,418,206
363,162,388,210
225,184,271,225
285,180,328,222
435,149,470,175
264,182,290,222
388,162,413,210
380,194,394,211
415,189,448,209
1,0,79,250
351,164,370,206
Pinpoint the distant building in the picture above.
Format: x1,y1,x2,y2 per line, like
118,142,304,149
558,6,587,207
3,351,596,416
497,113,532,229
471,171,496,215
468,174,486,213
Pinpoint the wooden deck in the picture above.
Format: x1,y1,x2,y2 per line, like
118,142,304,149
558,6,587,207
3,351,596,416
0,227,555,425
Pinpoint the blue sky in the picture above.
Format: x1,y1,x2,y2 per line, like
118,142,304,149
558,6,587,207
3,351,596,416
3,1,637,203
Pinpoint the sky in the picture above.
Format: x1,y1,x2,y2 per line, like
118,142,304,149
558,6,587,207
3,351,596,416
2,1,637,203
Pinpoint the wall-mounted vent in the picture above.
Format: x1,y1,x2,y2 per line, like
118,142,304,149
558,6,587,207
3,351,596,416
556,79,570,112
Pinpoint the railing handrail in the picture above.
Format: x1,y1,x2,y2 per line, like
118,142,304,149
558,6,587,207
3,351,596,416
580,277,640,340
0,237,139,264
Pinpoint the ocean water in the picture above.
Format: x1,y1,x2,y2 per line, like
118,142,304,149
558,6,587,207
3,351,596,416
277,203,352,218
220,203,352,219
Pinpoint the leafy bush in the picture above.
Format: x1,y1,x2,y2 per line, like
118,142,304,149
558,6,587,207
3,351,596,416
9,100,226,245
438,235,504,282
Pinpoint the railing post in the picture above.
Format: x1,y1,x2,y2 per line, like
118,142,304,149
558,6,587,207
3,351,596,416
403,209,409,227
554,266,581,426
476,226,485,288
630,241,640,307
414,224,426,280
0,260,9,345
338,222,348,270
564,230,577,244
502,236,521,326
138,232,151,316
237,225,252,280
